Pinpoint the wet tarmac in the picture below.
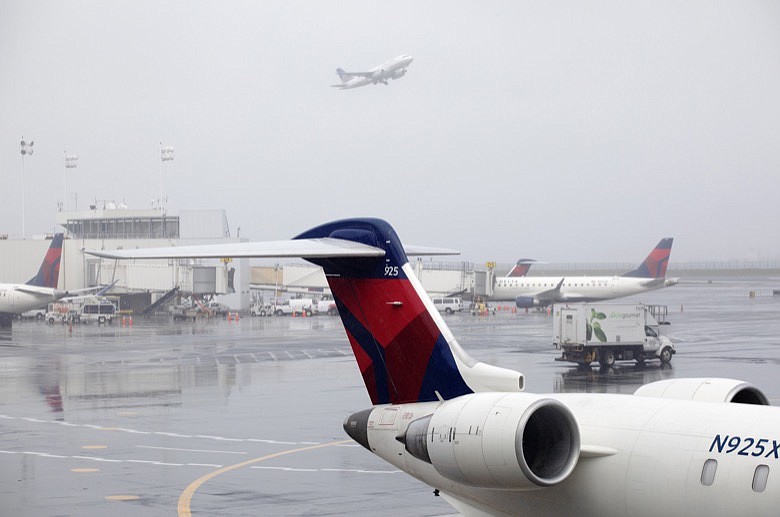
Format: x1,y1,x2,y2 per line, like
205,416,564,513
1,275,779,516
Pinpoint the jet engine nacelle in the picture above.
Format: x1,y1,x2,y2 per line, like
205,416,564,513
402,393,580,489
389,68,407,80
634,378,769,405
515,296,538,308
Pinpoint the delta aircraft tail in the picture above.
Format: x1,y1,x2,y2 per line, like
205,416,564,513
26,234,63,288
622,238,673,279
506,259,537,277
294,219,523,405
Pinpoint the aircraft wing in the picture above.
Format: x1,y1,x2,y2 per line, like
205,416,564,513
534,278,566,303
338,70,374,78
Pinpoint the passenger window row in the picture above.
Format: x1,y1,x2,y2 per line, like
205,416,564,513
701,459,770,492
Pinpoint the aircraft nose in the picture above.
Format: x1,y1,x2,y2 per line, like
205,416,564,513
343,408,373,451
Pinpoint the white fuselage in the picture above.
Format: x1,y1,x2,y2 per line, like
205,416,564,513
0,284,64,315
338,55,414,89
491,275,673,303
364,393,780,516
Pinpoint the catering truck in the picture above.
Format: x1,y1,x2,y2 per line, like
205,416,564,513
553,303,674,367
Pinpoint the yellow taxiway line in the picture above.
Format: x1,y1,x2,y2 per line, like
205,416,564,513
177,439,351,516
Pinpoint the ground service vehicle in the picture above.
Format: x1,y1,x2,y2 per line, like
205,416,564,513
432,297,463,314
80,300,117,324
273,298,313,316
553,303,675,367
316,298,337,315
250,303,274,316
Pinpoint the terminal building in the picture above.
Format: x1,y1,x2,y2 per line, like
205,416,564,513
0,204,249,313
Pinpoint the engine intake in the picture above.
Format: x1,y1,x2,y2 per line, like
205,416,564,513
634,378,769,405
401,393,580,489
515,296,538,308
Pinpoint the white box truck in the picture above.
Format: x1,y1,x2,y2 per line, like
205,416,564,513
553,304,675,367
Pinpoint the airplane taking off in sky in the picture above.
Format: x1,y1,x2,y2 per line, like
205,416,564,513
87,219,779,516
492,238,677,308
0,234,66,327
331,55,414,89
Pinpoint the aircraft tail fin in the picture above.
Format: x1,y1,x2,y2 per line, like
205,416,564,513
336,68,353,83
506,259,537,277
295,218,523,405
26,234,63,288
623,238,674,278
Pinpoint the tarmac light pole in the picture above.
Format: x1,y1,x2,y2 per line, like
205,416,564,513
20,138,34,239
64,152,78,212
159,143,174,215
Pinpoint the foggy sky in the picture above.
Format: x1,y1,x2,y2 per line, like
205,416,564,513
2,1,780,263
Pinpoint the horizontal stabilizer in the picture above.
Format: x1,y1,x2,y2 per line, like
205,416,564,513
85,238,386,260
85,239,458,260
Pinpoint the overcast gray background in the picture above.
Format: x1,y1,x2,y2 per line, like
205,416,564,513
2,1,779,263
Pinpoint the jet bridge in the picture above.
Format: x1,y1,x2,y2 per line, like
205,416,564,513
472,264,496,298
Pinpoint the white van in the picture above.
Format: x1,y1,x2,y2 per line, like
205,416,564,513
80,300,117,324
432,297,463,314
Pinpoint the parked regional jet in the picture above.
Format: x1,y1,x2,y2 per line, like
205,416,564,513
331,55,414,89
87,219,779,516
492,238,677,308
0,234,66,327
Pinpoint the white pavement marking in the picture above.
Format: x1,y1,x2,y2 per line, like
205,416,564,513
0,414,326,446
250,466,402,474
137,445,247,455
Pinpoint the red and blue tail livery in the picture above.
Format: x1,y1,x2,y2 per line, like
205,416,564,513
26,233,64,288
623,238,673,279
295,219,523,405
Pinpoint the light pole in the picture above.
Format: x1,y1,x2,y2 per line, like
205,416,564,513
20,138,34,238
159,143,174,214
64,152,78,212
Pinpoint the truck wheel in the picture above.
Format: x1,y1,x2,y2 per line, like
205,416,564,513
445,308,453,314
260,310,266,317
305,309,312,317
275,309,283,316
48,317,55,325
599,350,616,367
98,316,106,324
36,312,44,320
659,347,673,364
328,308,336,316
